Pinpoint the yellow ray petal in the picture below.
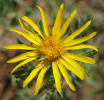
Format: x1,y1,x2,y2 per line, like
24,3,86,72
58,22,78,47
63,20,91,42
19,18,35,34
65,52,96,64
64,44,98,52
57,61,76,91
62,55,88,76
37,6,49,37
11,57,36,74
7,51,37,63
19,18,42,43
63,32,97,46
23,61,45,88
52,4,64,37
10,28,39,45
35,64,48,94
22,16,44,38
57,10,77,39
59,58,85,80
4,44,37,50
52,61,61,94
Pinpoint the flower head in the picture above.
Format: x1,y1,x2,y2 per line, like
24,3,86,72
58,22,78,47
4,4,98,94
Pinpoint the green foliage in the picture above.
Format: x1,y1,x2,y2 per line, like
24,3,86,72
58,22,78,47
0,0,16,15
89,70,104,95
16,36,25,44
97,70,104,84
91,89,104,95
56,0,64,7
10,16,19,26
1,0,104,99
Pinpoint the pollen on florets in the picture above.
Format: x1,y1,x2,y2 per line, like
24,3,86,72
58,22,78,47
39,37,63,61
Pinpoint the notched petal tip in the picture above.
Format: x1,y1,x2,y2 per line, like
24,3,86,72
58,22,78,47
72,87,76,92
4,45,8,49
88,20,91,24
73,9,77,14
94,31,97,34
4,45,14,49
60,3,64,8
70,9,77,18
37,6,45,15
57,87,62,94
9,28,13,31
10,67,18,74
22,82,26,88
7,60,12,63
70,10,77,18
95,47,99,52
34,91,38,95
59,90,62,94
9,28,16,32
79,74,85,80
10,71,14,74
18,17,23,23
22,16,28,21
91,59,96,64
91,32,97,38
70,84,76,92
37,5,41,10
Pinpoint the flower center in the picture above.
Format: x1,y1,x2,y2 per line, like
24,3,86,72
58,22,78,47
40,37,63,61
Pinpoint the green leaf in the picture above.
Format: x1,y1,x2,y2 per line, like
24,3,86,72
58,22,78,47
73,80,82,88
89,88,104,95
10,16,18,26
97,70,104,84
66,26,73,36
86,77,97,87
16,36,25,44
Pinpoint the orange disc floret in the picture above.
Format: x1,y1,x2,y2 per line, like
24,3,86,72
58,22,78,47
40,37,63,60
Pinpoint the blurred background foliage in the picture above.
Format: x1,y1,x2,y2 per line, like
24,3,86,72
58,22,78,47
0,0,104,100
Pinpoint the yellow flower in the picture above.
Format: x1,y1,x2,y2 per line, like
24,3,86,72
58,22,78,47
4,4,98,94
